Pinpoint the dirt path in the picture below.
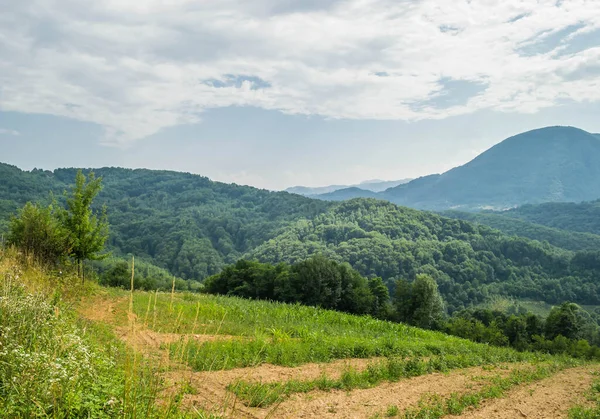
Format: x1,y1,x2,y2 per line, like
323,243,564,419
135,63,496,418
450,366,598,419
79,293,128,324
245,365,517,419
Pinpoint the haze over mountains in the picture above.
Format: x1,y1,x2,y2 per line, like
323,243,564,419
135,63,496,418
316,126,600,211
285,179,412,196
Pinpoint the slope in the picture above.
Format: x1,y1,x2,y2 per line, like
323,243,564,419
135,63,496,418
312,126,600,210
249,198,600,311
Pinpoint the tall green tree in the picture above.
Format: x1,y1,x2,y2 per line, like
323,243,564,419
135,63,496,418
61,170,109,281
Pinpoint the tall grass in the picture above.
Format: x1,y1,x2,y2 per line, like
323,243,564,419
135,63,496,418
0,248,192,418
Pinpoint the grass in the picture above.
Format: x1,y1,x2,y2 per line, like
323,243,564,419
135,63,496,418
4,248,591,418
123,291,547,372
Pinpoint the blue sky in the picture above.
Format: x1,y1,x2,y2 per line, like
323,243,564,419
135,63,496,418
1,0,599,190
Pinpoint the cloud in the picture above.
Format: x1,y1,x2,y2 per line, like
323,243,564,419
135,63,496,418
0,128,20,136
1,0,600,145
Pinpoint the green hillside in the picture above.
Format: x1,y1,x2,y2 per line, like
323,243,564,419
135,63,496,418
249,199,600,311
5,162,600,314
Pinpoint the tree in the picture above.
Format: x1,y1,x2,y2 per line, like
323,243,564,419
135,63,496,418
61,170,109,282
369,277,391,319
7,201,69,265
411,274,446,329
545,302,585,340
394,274,445,329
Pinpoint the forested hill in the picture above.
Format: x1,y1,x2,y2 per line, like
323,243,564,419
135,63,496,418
314,126,600,210
0,163,331,279
249,199,600,312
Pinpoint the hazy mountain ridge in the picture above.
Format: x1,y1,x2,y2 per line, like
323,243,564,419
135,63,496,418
286,178,412,196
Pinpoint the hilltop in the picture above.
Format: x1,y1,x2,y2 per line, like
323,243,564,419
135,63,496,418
0,163,332,279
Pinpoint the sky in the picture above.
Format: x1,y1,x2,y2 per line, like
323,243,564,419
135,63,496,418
1,0,599,190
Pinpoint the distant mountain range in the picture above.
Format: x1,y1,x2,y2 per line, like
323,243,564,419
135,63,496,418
313,126,600,211
285,179,412,196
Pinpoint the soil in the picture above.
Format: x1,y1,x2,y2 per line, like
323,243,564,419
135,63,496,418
450,366,598,419
258,365,515,419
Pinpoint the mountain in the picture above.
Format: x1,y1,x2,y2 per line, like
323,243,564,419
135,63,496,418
315,127,600,210
286,178,411,196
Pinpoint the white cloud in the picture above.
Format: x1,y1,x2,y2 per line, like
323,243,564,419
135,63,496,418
0,128,20,136
0,0,599,145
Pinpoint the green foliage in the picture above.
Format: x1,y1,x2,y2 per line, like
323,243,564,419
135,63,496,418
443,306,600,359
545,302,588,340
7,201,69,265
250,199,600,311
0,164,331,280
501,199,600,235
6,163,600,316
